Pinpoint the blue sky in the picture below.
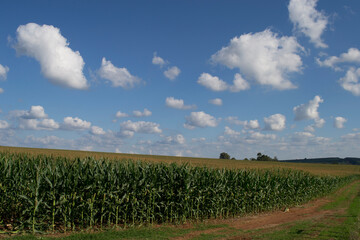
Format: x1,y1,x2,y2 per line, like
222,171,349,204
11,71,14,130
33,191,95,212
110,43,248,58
0,0,360,160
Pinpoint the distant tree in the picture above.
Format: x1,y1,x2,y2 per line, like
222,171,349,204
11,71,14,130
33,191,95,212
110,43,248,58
231,157,236,160
273,156,278,161
256,152,276,161
219,152,231,159
243,158,249,161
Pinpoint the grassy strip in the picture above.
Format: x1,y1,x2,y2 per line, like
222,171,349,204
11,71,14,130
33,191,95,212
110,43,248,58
3,224,227,240
251,181,360,240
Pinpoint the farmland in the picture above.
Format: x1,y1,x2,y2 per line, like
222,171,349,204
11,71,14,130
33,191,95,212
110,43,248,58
0,146,359,239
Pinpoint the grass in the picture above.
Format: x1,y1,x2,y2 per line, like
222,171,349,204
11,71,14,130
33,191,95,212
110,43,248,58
251,181,360,240
1,145,359,176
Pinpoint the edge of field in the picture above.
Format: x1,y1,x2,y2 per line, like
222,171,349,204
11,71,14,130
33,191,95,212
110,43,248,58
1,145,359,176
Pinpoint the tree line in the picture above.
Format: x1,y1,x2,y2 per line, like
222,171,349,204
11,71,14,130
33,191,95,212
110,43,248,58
219,152,278,161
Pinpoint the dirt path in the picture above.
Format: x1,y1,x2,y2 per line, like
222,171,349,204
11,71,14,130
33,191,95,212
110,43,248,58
171,181,359,240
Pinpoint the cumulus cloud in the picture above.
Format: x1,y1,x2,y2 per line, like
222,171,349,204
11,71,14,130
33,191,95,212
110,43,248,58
184,111,219,129
226,117,260,129
90,126,106,135
197,73,228,91
11,105,48,119
152,52,167,67
248,132,276,141
132,108,152,117
291,131,329,145
264,114,286,131
115,111,129,118
119,120,162,137
334,117,347,129
98,57,142,89
166,97,196,110
198,73,250,92
229,73,250,92
13,23,88,89
342,132,360,141
211,29,303,90
293,95,323,121
161,134,186,145
316,48,360,70
38,119,60,129
0,64,9,80
288,0,328,48
314,118,325,128
224,126,241,136
0,88,4,94
209,98,223,106
19,118,59,130
62,117,91,130
339,68,360,96
164,66,181,80
0,120,9,129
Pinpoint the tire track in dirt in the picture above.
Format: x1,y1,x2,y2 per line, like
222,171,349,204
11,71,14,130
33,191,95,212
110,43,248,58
171,180,360,240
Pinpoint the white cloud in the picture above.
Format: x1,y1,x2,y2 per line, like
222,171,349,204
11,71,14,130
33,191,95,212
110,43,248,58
152,52,167,67
132,108,152,117
11,105,48,119
211,29,303,90
224,126,240,136
19,118,59,130
293,95,323,121
38,119,60,129
165,97,195,110
288,0,328,48
197,73,228,91
248,132,276,141
316,48,360,70
291,131,330,145
342,132,360,141
226,116,245,125
198,73,250,92
226,117,260,130
304,125,315,132
184,111,219,129
98,57,142,89
90,126,106,135
161,134,186,145
14,23,88,89
247,120,260,129
115,111,129,118
119,120,162,137
209,98,223,106
25,105,48,119
230,73,250,92
339,68,360,96
264,114,286,131
334,117,347,129
62,117,91,130
314,118,325,128
0,64,9,80
0,120,9,129
164,66,181,80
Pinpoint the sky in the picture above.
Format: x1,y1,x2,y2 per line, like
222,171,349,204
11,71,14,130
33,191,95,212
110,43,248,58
0,0,360,160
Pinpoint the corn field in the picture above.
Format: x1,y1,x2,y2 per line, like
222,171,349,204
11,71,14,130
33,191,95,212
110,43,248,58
0,152,357,233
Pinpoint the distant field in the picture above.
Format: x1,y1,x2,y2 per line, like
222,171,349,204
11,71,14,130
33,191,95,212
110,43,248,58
1,145,359,176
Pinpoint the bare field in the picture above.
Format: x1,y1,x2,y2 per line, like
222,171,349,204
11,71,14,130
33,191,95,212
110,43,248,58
1,145,359,176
